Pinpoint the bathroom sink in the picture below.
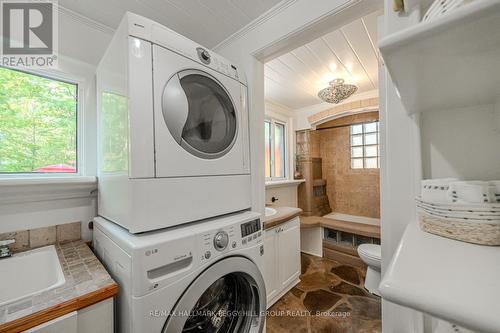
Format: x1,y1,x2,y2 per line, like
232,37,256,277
0,245,65,306
265,207,277,217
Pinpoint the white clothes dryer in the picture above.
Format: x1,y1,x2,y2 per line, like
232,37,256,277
96,13,251,233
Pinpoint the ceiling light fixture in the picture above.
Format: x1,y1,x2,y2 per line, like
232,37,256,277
318,78,358,104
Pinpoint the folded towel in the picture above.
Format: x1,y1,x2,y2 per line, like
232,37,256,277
448,181,496,203
421,178,458,204
490,181,500,195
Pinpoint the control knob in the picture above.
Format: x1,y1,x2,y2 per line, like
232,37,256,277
197,47,211,64
213,231,229,251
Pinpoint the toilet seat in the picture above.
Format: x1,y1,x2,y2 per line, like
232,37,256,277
358,244,381,259
358,244,381,268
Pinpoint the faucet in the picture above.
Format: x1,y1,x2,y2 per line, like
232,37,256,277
0,239,15,259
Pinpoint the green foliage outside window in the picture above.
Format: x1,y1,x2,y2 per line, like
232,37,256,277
0,67,77,173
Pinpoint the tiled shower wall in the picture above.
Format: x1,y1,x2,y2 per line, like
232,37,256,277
312,111,380,218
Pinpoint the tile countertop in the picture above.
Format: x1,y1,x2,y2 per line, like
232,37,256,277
379,221,500,333
0,241,117,333
264,206,302,230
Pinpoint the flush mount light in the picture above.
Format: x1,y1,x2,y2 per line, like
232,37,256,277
318,78,358,104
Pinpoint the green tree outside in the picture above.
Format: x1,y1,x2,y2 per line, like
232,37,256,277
0,67,77,173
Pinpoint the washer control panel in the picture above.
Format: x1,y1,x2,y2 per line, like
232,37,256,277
199,225,236,263
241,219,262,246
198,217,262,263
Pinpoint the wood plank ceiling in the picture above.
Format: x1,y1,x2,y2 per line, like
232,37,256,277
265,11,382,110
59,0,283,48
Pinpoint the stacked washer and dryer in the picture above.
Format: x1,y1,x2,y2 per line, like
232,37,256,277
94,12,265,333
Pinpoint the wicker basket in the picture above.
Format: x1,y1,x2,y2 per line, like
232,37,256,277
418,210,500,246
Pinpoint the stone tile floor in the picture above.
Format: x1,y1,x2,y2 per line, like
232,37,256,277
266,254,381,333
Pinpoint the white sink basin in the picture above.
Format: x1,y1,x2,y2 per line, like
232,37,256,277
265,207,277,217
0,245,65,306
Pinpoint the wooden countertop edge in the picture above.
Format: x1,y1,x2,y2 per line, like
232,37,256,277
0,283,118,333
264,209,302,230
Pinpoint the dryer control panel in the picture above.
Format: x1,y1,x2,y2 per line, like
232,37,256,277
126,12,245,84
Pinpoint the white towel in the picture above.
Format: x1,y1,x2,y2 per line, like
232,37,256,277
448,181,496,203
490,181,500,195
421,178,458,204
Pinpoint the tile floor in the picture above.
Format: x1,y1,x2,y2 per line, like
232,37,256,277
266,253,382,333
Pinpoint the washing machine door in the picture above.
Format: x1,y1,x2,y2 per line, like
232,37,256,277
162,69,238,160
162,257,266,333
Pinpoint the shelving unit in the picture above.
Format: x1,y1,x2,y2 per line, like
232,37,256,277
380,221,500,333
380,0,500,332
379,0,500,114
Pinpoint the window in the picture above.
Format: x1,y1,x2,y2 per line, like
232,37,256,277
350,121,379,169
0,67,78,174
265,118,286,179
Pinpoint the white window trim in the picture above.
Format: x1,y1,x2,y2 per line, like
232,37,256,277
265,117,288,181
0,66,85,179
0,176,97,204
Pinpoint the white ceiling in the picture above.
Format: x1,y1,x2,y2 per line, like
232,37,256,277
264,11,382,110
59,0,283,49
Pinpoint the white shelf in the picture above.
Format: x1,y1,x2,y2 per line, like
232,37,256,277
265,179,305,188
0,176,97,204
380,221,500,333
379,0,500,114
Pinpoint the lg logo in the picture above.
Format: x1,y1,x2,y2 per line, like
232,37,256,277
2,1,53,54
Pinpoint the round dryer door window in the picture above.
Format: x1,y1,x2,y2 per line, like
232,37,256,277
162,257,265,333
162,69,238,159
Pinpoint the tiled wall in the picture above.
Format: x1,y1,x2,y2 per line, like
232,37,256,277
312,111,380,218
0,222,81,252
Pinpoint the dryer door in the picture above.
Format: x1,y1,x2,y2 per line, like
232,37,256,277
162,257,266,333
153,45,250,178
162,69,238,160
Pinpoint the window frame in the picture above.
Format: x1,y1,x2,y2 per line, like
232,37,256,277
350,121,380,169
265,117,287,181
0,65,84,178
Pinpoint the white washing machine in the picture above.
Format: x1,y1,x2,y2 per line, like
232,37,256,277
96,12,251,233
93,211,266,333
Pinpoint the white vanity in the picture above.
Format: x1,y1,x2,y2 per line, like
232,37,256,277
262,206,302,308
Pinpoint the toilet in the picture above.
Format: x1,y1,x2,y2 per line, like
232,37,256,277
357,244,382,296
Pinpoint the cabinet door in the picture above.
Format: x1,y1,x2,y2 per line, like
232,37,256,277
263,227,279,304
25,312,77,333
278,218,301,289
77,298,114,333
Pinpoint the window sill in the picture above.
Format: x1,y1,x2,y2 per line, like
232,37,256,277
0,176,97,204
265,179,305,189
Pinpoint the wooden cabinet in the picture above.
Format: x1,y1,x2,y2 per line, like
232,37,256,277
26,298,113,333
264,217,301,308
